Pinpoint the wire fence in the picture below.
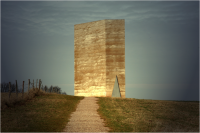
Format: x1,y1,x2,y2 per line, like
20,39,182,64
1,79,63,100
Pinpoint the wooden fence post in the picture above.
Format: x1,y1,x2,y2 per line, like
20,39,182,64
28,79,30,94
39,79,40,91
33,79,34,91
22,81,24,99
9,82,11,99
15,80,18,98
36,79,38,89
3,83,4,92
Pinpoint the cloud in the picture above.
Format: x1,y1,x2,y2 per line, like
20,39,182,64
2,1,198,37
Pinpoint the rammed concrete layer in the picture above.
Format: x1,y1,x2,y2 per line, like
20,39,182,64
74,19,125,98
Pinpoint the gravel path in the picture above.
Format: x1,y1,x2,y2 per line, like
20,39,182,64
63,97,111,132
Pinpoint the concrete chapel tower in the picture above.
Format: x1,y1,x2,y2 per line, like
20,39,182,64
74,19,125,98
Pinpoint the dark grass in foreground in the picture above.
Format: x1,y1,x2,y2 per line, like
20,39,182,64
96,97,199,132
1,90,84,132
1,91,199,132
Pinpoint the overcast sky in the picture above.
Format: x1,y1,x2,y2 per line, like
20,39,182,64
1,1,199,101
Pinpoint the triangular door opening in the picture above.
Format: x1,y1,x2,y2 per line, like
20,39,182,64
112,75,121,97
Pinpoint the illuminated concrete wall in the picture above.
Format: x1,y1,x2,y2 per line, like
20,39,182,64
74,19,125,98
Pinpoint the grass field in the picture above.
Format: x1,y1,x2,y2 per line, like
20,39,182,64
1,91,199,132
96,97,199,132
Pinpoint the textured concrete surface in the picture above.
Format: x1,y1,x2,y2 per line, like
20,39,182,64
74,19,125,98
